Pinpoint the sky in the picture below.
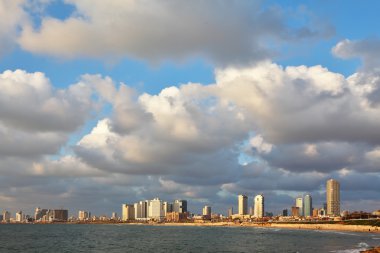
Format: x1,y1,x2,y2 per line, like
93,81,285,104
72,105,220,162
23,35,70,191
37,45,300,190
0,0,380,217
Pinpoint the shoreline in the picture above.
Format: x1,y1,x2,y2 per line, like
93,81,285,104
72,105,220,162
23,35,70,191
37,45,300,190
153,221,380,233
2,221,380,234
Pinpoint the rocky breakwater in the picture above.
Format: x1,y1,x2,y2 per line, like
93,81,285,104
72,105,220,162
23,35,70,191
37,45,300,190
361,247,380,253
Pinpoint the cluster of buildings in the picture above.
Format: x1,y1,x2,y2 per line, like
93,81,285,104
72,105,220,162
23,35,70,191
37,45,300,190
1,208,69,223
229,194,265,220
230,179,342,221
285,179,341,220
1,179,379,224
122,198,188,222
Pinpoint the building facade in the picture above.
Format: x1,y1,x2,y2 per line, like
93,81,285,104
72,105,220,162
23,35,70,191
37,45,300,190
148,198,165,221
238,194,248,215
163,202,173,216
173,200,187,213
202,206,211,216
78,210,90,221
295,197,303,217
254,194,264,218
326,179,340,216
2,211,10,222
122,204,135,221
134,201,148,220
291,206,300,217
53,209,68,222
15,211,23,222
303,194,312,217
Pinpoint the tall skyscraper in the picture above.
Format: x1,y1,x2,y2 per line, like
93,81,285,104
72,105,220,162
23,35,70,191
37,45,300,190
254,194,264,218
296,197,303,216
303,194,312,217
326,179,340,216
238,194,248,215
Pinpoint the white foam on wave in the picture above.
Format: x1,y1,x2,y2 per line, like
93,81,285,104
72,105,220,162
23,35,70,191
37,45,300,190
331,242,370,253
313,230,359,236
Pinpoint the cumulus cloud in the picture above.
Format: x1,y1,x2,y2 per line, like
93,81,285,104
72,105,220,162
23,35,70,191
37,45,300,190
0,0,27,56
3,59,380,215
75,83,250,185
0,69,112,177
332,38,380,69
250,135,273,154
62,60,380,213
18,0,331,65
0,69,97,133
214,62,380,144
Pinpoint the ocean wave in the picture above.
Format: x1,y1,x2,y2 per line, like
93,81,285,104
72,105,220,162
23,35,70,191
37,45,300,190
330,242,370,253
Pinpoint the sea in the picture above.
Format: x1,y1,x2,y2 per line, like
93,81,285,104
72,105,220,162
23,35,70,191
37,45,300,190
0,224,378,253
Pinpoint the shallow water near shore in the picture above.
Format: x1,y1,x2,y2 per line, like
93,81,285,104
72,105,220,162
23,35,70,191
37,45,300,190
0,224,377,252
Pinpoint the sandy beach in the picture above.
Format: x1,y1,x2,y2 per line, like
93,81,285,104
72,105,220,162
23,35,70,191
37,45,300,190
153,221,380,233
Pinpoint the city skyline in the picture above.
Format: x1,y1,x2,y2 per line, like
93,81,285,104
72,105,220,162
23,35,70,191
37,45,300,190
0,0,380,216
2,178,374,220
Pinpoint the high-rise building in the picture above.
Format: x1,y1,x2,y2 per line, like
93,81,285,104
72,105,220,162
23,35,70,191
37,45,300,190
173,200,187,213
34,207,48,222
148,198,165,220
111,212,117,220
282,209,288,216
303,194,312,217
296,197,303,216
202,206,211,216
326,179,340,216
53,209,68,221
2,211,10,222
163,202,173,216
15,211,23,222
254,194,264,218
238,194,248,215
122,204,135,221
78,210,90,221
134,200,148,220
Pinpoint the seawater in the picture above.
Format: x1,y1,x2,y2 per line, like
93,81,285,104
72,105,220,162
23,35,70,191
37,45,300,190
0,224,377,252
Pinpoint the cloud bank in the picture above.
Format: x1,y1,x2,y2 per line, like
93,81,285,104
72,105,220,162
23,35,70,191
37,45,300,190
17,0,331,65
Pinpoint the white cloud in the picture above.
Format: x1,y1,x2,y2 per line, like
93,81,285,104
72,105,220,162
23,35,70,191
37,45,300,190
304,144,319,157
250,135,273,154
332,38,380,69
0,0,26,56
0,69,98,133
3,59,380,214
18,0,330,64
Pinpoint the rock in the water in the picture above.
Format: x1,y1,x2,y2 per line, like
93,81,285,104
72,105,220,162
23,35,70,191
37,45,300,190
360,247,380,253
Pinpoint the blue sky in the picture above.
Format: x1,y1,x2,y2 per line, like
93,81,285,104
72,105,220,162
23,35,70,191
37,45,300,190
0,0,380,216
